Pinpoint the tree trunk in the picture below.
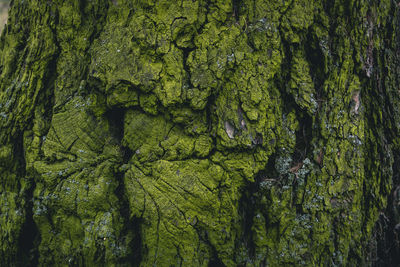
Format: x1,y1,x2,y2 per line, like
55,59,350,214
1,0,400,266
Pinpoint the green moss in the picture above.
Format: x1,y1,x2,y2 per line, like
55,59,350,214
106,81,139,108
281,0,315,43
288,49,318,115
125,159,237,266
0,0,398,265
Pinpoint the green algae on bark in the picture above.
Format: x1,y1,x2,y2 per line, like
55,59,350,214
0,0,400,266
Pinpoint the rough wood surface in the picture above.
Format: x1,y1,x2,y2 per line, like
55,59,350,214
0,0,400,266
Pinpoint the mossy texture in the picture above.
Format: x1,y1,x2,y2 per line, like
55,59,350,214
0,0,399,266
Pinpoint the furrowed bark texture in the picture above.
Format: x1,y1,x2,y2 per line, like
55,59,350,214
1,0,399,266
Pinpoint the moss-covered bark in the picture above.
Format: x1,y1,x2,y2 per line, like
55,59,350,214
1,0,400,266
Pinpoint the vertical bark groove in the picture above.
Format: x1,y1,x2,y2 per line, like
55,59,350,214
1,0,400,266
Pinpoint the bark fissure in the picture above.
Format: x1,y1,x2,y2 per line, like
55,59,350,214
2,0,400,266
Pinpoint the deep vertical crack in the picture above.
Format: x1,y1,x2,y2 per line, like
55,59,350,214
105,107,142,265
15,132,39,266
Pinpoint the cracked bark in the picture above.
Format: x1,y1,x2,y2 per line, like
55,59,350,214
1,0,400,266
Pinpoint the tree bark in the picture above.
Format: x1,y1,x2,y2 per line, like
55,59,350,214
1,0,400,266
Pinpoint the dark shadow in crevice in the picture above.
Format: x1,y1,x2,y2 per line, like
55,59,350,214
105,107,141,265
104,107,126,142
17,203,40,267
114,169,142,266
192,225,226,267
292,111,313,164
104,107,133,163
14,132,39,266
208,256,225,267
235,181,257,261
304,29,327,100
233,154,279,265
207,239,226,267
372,150,400,267
232,0,241,21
